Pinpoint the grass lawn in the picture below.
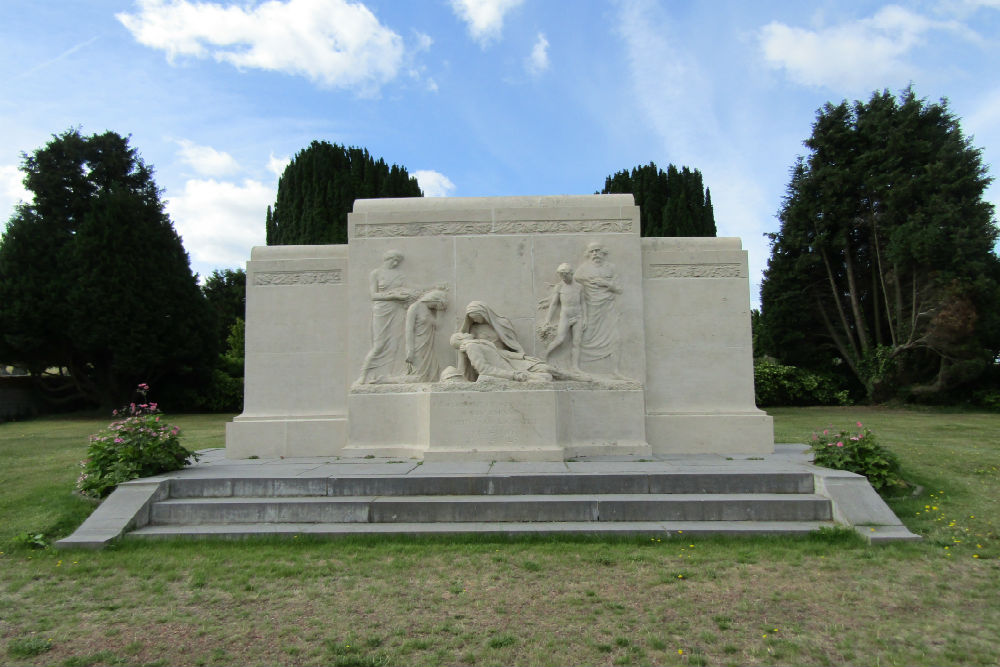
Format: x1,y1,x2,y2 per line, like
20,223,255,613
1,407,998,666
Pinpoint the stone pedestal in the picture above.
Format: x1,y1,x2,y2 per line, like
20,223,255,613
343,384,651,462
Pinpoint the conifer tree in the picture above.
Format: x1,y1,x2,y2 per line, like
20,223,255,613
267,141,422,245
758,88,1000,401
600,162,716,236
0,129,215,409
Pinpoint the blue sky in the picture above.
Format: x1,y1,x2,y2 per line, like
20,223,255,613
2,0,999,306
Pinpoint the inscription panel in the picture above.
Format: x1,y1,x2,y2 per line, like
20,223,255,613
645,263,743,279
429,391,557,449
354,218,633,238
254,269,343,286
447,403,518,446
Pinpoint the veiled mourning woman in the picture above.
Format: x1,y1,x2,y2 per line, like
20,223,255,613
461,301,524,351
402,289,449,382
355,250,415,384
453,301,525,380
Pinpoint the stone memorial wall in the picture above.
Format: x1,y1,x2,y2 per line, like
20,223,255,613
226,195,772,460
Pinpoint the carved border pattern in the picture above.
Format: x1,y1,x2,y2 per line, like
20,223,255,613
254,270,343,286
353,218,633,238
646,263,743,278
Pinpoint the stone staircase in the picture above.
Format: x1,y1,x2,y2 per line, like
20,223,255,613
126,470,837,540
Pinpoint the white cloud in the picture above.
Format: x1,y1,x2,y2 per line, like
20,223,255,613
414,170,456,197
175,139,241,177
117,0,407,95
525,32,549,76
165,178,272,267
759,5,973,93
267,152,291,178
449,0,524,46
0,165,31,221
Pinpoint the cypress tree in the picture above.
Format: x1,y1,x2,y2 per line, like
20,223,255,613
602,162,716,237
267,142,422,245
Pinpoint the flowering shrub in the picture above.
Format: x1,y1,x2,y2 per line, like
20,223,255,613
76,384,197,498
809,422,906,493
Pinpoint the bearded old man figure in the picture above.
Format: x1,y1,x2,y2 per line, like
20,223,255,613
574,242,626,378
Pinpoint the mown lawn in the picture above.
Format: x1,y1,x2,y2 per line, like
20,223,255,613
1,407,998,666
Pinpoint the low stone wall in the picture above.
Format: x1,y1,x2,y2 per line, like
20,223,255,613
0,376,40,422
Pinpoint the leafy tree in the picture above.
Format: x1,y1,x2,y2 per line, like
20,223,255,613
267,141,422,245
196,269,246,413
757,89,1000,402
600,162,716,236
0,129,215,410
202,268,246,349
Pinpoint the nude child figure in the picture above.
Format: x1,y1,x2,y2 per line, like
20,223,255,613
542,262,585,370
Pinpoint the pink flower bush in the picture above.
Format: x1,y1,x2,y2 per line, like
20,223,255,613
809,423,906,494
76,384,197,498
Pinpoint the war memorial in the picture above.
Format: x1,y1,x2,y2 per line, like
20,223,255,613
58,194,918,547
227,194,772,461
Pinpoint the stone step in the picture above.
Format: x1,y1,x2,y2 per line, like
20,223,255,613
149,493,832,525
166,472,816,499
128,519,839,540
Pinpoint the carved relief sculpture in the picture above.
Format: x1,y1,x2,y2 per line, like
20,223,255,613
355,250,419,384
445,302,595,383
574,242,625,377
450,333,552,383
460,301,525,353
538,263,585,370
402,289,448,382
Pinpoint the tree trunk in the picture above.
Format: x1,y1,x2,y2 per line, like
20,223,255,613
819,247,859,359
816,296,864,387
870,215,897,345
843,242,870,354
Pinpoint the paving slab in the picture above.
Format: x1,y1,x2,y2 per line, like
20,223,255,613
409,462,493,475
304,462,420,476
564,461,677,473
489,462,570,474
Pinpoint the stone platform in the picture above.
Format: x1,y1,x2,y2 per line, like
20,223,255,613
56,445,920,548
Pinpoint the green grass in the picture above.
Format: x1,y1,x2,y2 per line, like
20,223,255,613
1,407,998,666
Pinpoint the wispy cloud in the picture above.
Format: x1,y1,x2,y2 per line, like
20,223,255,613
414,170,456,197
758,5,977,93
449,0,524,46
117,0,409,95
615,0,717,163
525,32,549,76
12,35,101,81
614,0,774,305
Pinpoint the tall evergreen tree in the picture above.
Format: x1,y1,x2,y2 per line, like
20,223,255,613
267,141,423,245
0,129,215,409
758,88,1000,401
601,162,716,236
